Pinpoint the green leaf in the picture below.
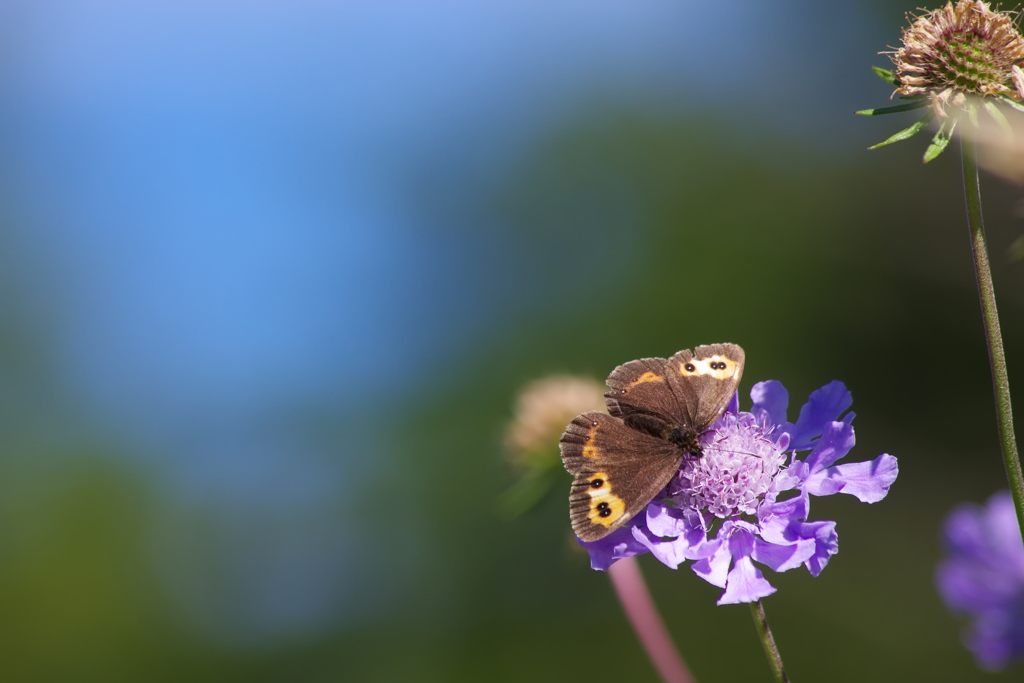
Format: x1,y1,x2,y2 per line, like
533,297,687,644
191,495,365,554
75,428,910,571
872,66,897,85
868,114,934,149
984,100,1013,136
967,101,980,128
923,119,956,163
856,101,929,116
1001,96,1024,113
494,459,558,520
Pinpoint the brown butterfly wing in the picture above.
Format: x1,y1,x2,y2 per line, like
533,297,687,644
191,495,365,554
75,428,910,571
665,343,745,431
604,357,682,425
560,411,682,542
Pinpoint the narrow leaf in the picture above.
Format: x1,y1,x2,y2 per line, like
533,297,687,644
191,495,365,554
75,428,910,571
967,101,980,128
868,114,934,149
923,120,956,163
1002,96,1024,113
495,461,558,520
872,67,897,85
856,101,928,116
985,100,1014,135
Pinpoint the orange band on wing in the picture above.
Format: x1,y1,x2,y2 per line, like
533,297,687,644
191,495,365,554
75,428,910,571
629,371,665,387
582,421,600,457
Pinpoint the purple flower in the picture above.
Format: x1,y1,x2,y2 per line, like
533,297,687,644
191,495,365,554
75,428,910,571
936,491,1024,670
580,380,899,605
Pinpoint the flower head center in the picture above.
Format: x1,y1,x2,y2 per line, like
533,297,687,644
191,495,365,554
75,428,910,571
941,30,1003,93
893,1,1024,103
673,413,787,519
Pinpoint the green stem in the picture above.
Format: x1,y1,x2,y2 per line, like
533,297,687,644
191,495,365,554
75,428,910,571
961,137,1024,537
750,600,789,683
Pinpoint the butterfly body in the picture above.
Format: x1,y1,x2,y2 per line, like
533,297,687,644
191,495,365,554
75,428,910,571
559,344,745,542
667,425,703,456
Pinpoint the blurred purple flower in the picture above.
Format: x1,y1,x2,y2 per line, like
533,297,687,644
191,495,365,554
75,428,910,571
580,380,899,605
937,491,1024,670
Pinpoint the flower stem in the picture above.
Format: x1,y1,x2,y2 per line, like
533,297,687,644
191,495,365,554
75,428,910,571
750,600,789,683
960,137,1024,538
607,557,695,683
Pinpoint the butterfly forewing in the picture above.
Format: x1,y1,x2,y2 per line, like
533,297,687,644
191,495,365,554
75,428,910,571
604,357,681,424
666,344,745,430
560,411,682,542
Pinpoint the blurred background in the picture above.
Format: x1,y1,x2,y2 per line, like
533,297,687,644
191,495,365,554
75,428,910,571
0,1,1021,681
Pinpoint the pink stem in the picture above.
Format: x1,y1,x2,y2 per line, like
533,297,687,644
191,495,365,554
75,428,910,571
608,556,696,683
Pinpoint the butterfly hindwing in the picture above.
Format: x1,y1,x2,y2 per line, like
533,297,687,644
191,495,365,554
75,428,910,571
666,343,745,431
560,411,682,542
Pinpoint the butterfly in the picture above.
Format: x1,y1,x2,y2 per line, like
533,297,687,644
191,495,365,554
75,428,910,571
559,343,745,542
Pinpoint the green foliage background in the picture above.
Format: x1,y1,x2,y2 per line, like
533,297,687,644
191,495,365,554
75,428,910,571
381,110,1024,681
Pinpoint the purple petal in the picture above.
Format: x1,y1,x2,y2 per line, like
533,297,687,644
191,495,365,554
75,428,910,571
788,381,852,450
646,502,704,539
718,556,777,604
942,503,989,557
634,528,692,569
804,474,843,496
634,504,711,569
750,380,788,427
978,493,1024,561
647,505,712,557
759,492,810,532
691,538,730,588
801,420,856,474
725,390,740,415
767,468,801,496
726,524,757,557
941,496,1018,560
752,536,816,573
579,525,649,571
937,492,1024,610
936,493,1024,669
804,453,898,502
968,627,1024,672
797,520,838,575
756,498,837,576
936,561,1004,613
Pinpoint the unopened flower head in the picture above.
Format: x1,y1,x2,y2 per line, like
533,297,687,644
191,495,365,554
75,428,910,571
860,1,1024,161
579,381,899,605
505,375,606,468
936,491,1024,670
499,374,608,520
893,0,1024,117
